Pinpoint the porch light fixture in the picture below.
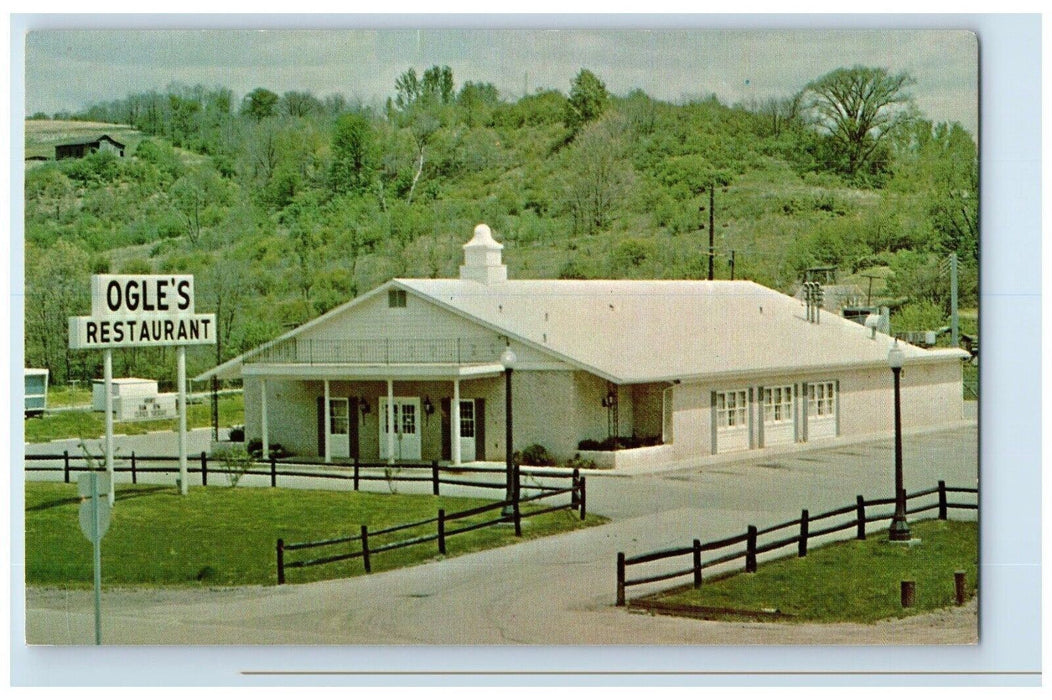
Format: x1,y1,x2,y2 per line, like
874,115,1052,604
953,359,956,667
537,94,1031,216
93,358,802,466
423,396,434,416
358,398,370,418
601,391,616,408
887,340,911,542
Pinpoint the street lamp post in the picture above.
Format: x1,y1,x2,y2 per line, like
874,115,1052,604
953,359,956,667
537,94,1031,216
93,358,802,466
888,342,911,541
500,346,518,516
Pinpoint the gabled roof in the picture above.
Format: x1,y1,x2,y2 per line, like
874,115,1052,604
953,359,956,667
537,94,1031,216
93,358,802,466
56,134,125,148
198,276,967,384
398,278,966,384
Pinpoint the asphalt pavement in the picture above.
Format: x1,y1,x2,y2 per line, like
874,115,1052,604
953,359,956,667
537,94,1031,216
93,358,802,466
22,418,978,647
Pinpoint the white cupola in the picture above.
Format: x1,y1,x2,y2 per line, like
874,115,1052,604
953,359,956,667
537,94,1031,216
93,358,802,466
459,223,507,284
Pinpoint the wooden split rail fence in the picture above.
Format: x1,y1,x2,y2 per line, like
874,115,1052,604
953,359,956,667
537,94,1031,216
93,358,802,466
616,481,978,606
25,452,577,496
276,474,587,584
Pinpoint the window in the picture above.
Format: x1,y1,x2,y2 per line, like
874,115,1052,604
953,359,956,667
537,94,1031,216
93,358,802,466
716,390,748,429
330,399,349,435
459,400,475,438
388,289,407,308
808,381,836,417
764,386,794,424
401,403,416,434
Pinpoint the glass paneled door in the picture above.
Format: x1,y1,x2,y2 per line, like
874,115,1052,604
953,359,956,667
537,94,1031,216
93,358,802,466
458,399,476,462
328,398,350,459
379,397,422,460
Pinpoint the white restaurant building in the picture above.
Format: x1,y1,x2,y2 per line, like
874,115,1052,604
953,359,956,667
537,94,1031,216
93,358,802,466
198,225,967,467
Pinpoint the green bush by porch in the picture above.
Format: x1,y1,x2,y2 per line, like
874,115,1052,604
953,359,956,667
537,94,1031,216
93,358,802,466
25,482,604,587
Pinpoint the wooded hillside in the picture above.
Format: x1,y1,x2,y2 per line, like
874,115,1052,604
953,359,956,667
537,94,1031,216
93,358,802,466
24,65,978,387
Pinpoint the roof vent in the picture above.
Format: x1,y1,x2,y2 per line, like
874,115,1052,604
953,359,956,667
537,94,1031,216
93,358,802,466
460,223,507,284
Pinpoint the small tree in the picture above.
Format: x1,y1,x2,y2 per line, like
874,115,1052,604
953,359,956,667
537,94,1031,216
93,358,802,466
565,69,609,135
240,87,280,121
330,112,377,194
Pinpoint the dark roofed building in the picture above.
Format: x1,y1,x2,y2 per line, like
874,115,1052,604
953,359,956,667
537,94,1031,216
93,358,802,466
54,134,126,160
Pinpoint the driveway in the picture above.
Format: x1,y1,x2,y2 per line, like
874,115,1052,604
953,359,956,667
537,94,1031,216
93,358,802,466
22,420,978,650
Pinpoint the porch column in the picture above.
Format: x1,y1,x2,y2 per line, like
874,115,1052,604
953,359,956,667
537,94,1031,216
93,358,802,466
452,378,462,465
386,378,395,465
323,380,331,463
260,378,269,460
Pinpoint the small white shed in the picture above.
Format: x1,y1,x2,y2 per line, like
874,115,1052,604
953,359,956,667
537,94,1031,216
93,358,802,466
92,377,176,421
24,368,49,415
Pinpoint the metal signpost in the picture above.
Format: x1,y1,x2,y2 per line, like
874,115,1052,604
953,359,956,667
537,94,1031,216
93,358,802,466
70,275,216,498
78,472,111,645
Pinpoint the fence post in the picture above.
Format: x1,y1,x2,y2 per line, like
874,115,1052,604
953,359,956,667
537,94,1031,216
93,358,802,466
746,525,757,573
432,460,440,496
571,468,580,508
616,552,626,606
513,499,522,537
438,509,446,555
693,539,702,588
955,571,966,605
63,450,70,483
200,451,208,487
938,480,948,520
579,476,587,520
276,538,285,585
361,525,371,573
798,509,809,557
353,458,360,491
901,580,916,608
270,456,277,487
130,451,137,484
856,495,866,540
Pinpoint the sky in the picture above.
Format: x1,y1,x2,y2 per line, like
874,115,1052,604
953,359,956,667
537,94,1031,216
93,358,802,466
21,26,979,134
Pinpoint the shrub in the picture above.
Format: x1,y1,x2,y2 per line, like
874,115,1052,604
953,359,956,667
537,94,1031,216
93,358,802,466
228,425,245,442
564,453,597,471
247,438,289,459
579,435,662,451
515,443,556,466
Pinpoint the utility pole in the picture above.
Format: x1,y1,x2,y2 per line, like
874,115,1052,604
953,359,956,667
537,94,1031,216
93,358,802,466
708,184,715,281
729,250,736,280
950,253,959,348
861,273,881,307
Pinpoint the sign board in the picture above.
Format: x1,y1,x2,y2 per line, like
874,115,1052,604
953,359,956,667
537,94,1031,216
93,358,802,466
78,473,112,543
71,274,216,350
91,274,196,317
69,313,216,349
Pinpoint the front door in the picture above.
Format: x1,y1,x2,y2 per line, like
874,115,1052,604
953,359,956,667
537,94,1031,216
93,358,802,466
379,397,422,460
328,398,350,459
458,399,477,462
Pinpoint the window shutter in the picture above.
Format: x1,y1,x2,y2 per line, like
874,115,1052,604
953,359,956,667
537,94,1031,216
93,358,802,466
316,396,326,458
710,391,718,455
348,396,359,460
441,398,451,461
475,398,486,461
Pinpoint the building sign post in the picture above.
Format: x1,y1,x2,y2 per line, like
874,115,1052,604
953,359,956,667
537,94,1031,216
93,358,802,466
70,275,216,498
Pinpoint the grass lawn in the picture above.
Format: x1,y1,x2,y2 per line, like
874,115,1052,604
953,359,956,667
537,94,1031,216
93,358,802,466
24,394,244,444
649,519,977,623
46,385,94,409
25,481,604,587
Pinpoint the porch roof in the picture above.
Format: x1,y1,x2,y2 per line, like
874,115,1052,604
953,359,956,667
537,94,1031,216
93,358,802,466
241,362,506,382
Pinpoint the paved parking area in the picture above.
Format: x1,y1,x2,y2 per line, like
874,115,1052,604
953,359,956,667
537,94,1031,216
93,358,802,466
22,420,977,648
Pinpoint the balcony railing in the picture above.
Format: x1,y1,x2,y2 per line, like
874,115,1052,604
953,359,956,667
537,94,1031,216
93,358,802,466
246,337,507,366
